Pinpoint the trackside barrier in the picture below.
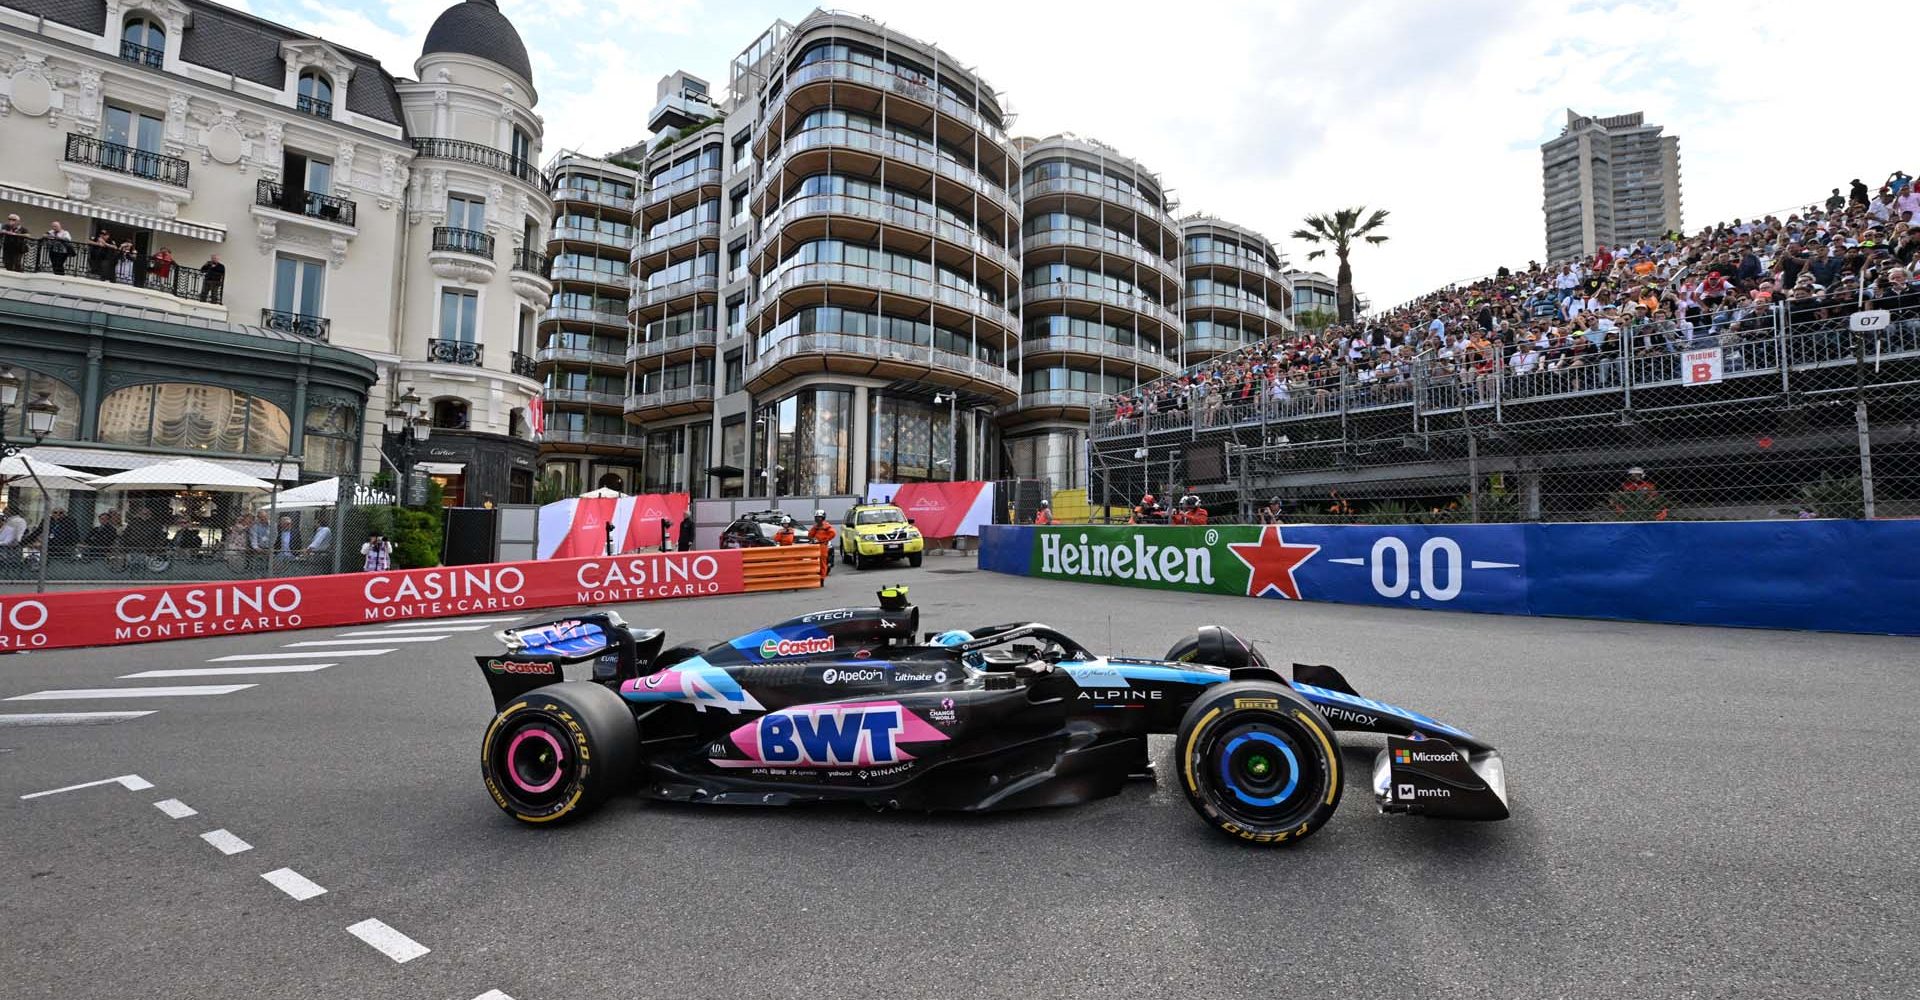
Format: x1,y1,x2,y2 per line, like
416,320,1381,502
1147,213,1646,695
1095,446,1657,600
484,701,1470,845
0,547,821,653
978,521,1920,636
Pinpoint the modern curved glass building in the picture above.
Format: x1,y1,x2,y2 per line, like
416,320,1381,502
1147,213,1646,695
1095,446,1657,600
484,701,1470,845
1180,215,1290,364
1003,134,1182,488
525,10,1305,498
536,153,640,492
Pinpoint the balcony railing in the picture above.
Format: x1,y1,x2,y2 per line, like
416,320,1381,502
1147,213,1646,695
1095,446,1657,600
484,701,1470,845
65,133,189,187
627,328,717,362
426,339,484,367
2,235,220,303
539,428,642,449
432,226,494,259
745,332,1017,394
534,344,625,366
543,387,625,408
259,309,329,341
511,350,537,377
255,179,357,227
295,94,332,118
512,247,549,275
643,168,723,207
119,40,162,68
551,186,635,212
624,382,716,413
410,137,537,184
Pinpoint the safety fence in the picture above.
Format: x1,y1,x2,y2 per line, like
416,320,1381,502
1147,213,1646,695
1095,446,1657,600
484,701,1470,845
0,546,821,653
978,521,1920,636
1090,302,1920,523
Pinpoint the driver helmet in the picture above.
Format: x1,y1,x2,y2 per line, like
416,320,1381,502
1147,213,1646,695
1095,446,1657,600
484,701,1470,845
813,509,826,520
1627,466,1646,477
1142,493,1156,504
1038,500,1050,508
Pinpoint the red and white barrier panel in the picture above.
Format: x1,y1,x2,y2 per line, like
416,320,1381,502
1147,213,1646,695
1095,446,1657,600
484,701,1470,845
0,549,751,653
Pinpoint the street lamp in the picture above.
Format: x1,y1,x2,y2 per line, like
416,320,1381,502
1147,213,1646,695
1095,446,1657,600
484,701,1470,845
24,392,58,441
0,366,19,411
0,383,62,594
385,386,431,505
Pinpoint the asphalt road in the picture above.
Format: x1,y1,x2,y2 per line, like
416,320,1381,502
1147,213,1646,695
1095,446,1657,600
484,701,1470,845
2,558,1915,999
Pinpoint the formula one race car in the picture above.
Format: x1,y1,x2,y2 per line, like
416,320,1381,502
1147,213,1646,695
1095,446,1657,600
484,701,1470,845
475,588,1508,844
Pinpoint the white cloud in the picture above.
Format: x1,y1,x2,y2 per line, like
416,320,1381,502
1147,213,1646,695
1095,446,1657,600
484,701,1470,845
247,0,1906,307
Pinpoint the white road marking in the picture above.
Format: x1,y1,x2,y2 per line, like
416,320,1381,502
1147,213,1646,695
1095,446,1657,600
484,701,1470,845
471,991,515,1000
153,798,197,819
200,829,252,855
340,626,488,636
7,685,254,701
20,774,153,799
0,711,156,727
346,919,430,963
208,650,391,661
262,868,327,901
281,636,445,646
381,616,521,627
121,664,334,679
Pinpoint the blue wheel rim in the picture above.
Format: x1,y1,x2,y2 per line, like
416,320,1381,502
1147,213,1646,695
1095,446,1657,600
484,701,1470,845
1219,730,1299,807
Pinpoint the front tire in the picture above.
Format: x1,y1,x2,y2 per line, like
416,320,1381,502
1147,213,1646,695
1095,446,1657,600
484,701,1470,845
908,552,923,567
1175,681,1342,845
481,681,638,825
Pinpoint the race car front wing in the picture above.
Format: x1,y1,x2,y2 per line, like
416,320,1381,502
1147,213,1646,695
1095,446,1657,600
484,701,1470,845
1371,734,1509,821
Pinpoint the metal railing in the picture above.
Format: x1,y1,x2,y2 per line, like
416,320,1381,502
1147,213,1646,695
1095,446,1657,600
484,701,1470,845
1089,301,1920,523
534,344,625,366
757,127,1020,221
1,235,220,303
538,428,643,449
756,193,1018,277
551,187,635,212
745,331,1017,393
295,94,332,118
259,308,329,341
431,226,494,259
510,351,537,377
627,328,717,362
542,305,626,328
119,40,162,68
255,179,357,227
65,133,189,187
625,382,716,412
752,261,1015,332
410,137,537,184
1022,279,1179,332
643,168,723,207
426,339,484,366
512,247,549,275
544,387,624,407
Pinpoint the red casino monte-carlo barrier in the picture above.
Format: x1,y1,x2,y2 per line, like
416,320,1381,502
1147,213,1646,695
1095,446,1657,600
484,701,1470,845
0,548,823,653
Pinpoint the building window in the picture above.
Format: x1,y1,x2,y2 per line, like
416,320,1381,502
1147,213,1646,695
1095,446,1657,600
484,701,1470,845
103,103,165,157
431,397,469,430
272,254,325,319
303,399,359,476
296,71,333,117
758,389,850,496
1,369,81,442
447,194,486,232
120,15,164,67
870,395,954,484
510,127,532,169
720,415,746,498
723,350,743,393
439,288,479,342
687,421,711,499
98,382,291,456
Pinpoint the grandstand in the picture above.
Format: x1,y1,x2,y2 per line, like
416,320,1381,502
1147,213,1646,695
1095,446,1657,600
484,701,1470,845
1088,173,1920,522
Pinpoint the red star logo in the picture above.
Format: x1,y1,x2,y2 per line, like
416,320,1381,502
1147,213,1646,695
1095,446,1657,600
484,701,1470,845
1227,526,1321,600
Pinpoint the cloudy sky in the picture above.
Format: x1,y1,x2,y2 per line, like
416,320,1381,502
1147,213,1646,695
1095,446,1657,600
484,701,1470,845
242,0,1902,308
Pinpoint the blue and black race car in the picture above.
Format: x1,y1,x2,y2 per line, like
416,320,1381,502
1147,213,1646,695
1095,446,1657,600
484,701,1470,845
475,587,1509,844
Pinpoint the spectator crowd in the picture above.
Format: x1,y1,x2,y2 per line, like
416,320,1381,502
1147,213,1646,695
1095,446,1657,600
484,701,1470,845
1105,169,1920,428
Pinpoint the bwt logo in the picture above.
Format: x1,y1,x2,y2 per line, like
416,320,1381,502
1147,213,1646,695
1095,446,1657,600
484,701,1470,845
758,706,904,766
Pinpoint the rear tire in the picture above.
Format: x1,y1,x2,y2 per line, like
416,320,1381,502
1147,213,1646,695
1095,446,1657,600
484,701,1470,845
481,681,638,825
854,554,868,570
1175,681,1341,845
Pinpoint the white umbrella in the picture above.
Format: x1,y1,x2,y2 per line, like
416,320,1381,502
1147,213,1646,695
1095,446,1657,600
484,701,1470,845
89,457,273,493
257,477,395,510
0,454,97,492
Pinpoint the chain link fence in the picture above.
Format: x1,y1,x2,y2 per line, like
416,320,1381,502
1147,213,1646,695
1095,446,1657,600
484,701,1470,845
1090,302,1920,524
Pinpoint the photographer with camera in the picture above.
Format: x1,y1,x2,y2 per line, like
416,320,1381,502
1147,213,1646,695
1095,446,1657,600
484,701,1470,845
361,532,392,572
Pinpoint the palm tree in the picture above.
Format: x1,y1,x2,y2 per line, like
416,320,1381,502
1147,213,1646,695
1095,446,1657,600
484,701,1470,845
1290,207,1389,325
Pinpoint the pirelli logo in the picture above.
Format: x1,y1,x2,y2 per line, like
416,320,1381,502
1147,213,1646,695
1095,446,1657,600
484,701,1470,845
1234,697,1281,711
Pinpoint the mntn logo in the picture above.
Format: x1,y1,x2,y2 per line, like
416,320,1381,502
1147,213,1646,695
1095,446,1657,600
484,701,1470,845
759,706,905,766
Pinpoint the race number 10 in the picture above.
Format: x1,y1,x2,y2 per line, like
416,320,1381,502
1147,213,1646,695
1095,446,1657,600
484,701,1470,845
1369,537,1462,601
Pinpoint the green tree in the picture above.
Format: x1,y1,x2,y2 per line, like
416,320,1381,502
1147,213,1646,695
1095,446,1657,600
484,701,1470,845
1290,207,1390,325
1295,308,1336,333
